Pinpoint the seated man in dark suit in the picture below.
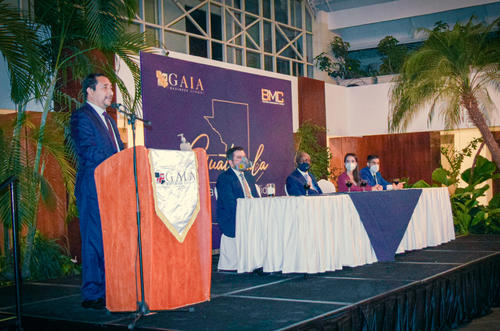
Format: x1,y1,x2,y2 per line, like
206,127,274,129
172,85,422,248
216,146,259,271
360,154,403,190
286,151,323,196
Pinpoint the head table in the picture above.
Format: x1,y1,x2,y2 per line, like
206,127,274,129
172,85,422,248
235,187,455,274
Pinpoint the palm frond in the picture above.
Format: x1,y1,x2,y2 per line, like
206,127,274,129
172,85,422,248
0,0,45,104
389,17,500,133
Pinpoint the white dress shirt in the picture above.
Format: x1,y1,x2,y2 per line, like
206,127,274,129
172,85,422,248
297,168,317,192
231,168,252,198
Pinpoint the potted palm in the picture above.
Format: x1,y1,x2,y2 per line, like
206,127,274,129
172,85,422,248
0,0,151,279
389,17,500,169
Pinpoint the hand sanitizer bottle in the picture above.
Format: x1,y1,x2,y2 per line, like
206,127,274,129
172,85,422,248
178,133,192,151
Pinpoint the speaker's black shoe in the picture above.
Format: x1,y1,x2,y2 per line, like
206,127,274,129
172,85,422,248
82,297,106,310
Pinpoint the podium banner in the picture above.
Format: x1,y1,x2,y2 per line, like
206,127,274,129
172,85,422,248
149,149,200,242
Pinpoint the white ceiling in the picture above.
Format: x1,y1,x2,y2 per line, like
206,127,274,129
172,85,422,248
308,0,500,50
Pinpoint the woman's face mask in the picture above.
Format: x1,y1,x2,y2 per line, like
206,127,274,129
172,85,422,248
345,162,357,172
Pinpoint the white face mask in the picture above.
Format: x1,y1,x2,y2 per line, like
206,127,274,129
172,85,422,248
345,162,357,172
369,164,379,174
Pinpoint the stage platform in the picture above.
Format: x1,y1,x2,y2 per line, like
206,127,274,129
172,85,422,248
0,234,499,330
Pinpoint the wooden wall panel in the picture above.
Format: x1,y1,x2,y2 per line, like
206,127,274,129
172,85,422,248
329,131,441,186
298,77,326,146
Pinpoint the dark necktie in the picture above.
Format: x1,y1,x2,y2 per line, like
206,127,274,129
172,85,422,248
102,111,118,152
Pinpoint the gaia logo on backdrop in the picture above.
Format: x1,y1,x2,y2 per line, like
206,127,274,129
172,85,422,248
261,88,285,105
156,70,204,94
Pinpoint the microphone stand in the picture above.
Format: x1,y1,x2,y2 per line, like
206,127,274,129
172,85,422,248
112,104,151,329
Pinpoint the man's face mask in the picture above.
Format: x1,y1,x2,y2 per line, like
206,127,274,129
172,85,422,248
298,162,310,172
369,164,379,174
236,157,253,171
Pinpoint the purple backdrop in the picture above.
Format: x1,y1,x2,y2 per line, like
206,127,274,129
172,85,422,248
140,52,295,249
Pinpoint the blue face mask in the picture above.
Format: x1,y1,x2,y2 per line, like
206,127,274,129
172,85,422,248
298,162,310,172
236,157,253,171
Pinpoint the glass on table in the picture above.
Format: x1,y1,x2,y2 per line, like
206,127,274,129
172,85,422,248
260,183,276,197
265,183,275,197
346,180,352,192
257,184,264,197
360,179,367,192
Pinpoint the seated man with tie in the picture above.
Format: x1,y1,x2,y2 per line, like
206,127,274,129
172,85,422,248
216,146,259,271
360,154,403,190
70,73,124,309
286,151,323,196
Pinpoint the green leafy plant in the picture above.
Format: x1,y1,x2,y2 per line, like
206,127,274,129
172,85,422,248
377,36,408,75
405,136,499,235
28,231,80,280
295,122,332,180
314,36,366,79
440,137,483,186
1,231,80,282
426,155,500,235
451,156,500,234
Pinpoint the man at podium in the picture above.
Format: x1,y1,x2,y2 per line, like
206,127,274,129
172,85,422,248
216,146,259,271
70,73,124,309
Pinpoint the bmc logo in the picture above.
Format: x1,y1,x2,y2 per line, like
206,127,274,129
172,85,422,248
261,89,285,105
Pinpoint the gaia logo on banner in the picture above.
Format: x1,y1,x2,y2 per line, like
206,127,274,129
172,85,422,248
148,149,200,243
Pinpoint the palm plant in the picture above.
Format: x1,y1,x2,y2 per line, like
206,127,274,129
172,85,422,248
0,0,151,278
389,17,500,169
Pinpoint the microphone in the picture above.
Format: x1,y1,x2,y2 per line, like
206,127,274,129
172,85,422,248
110,103,152,126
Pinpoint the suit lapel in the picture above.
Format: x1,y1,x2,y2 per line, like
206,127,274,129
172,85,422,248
108,118,123,151
244,171,258,197
83,103,116,150
228,169,245,198
294,169,307,185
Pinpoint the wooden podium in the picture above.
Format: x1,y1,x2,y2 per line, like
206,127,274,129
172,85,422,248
94,147,212,312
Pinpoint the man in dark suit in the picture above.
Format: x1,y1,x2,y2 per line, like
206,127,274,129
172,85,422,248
70,73,124,309
360,154,403,190
216,146,259,271
286,151,323,196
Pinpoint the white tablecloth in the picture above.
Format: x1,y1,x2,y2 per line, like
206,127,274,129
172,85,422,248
235,187,455,273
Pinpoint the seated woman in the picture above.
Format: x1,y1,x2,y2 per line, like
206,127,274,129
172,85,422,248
337,153,372,192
